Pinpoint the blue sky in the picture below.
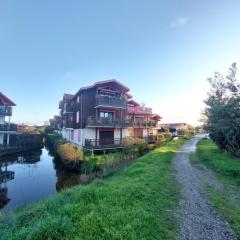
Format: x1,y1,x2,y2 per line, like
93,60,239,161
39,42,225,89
1,0,240,125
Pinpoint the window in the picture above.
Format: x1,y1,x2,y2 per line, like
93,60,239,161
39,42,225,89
76,111,79,123
77,96,80,103
100,112,113,119
71,130,74,141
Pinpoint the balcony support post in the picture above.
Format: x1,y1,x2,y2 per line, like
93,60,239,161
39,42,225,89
7,116,11,145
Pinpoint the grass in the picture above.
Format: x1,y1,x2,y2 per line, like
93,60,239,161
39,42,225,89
197,138,240,185
0,138,187,240
196,138,240,238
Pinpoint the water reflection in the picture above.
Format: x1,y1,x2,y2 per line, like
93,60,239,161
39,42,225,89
0,146,84,212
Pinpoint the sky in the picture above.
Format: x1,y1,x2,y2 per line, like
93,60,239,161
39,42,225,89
1,0,240,125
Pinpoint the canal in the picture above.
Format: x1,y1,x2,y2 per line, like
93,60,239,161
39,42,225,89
0,146,83,212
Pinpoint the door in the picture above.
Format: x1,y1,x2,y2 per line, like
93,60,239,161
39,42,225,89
99,130,114,145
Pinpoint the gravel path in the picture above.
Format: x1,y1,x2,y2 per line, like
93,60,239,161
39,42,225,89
174,136,236,240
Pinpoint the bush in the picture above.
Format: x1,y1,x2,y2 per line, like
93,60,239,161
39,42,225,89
123,136,146,147
57,143,84,162
82,156,100,173
156,134,165,146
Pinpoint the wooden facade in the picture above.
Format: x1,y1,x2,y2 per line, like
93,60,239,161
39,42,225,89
53,79,161,150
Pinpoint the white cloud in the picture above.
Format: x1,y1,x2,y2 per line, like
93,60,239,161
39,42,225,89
170,16,188,28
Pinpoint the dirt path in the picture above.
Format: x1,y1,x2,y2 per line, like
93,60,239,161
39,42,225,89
174,136,236,240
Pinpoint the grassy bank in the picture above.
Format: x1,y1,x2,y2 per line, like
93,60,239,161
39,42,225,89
0,138,187,240
196,138,240,238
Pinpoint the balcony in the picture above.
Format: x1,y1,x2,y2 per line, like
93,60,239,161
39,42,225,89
96,95,127,109
127,106,152,115
0,106,12,116
131,121,157,128
86,116,130,128
0,123,17,132
85,138,123,150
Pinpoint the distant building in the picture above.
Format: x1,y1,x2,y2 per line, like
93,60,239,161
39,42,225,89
160,122,188,136
0,92,17,145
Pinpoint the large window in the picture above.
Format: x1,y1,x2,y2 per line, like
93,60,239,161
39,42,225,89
100,111,113,119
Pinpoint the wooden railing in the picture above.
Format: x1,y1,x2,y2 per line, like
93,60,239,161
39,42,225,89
86,117,131,128
0,123,17,132
131,121,157,128
85,138,123,150
96,95,127,108
0,106,12,116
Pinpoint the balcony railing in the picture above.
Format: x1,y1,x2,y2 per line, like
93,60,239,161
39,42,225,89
131,121,157,128
96,95,127,109
85,138,123,150
0,106,12,116
0,123,17,132
86,116,131,128
127,106,152,115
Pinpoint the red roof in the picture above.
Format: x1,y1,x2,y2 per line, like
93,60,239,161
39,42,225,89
0,92,16,106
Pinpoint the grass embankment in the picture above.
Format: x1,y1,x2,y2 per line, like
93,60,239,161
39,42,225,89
0,138,187,240
196,138,240,238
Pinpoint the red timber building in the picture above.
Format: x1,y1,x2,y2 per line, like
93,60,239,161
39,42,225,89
0,92,17,146
53,79,161,150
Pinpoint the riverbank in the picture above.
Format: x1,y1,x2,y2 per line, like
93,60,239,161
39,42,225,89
196,138,240,238
0,137,187,240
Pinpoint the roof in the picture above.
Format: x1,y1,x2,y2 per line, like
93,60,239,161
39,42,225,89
0,92,16,106
76,79,130,95
151,114,162,121
127,99,140,106
63,94,74,100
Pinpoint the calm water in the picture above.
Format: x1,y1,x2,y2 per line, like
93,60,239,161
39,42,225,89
0,147,83,212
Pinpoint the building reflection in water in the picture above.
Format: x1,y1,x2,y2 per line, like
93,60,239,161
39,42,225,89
0,146,88,211
0,149,42,209
0,162,14,209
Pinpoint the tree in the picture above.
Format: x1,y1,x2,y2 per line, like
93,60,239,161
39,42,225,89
204,63,240,156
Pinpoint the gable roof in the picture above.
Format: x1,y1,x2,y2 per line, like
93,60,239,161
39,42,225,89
0,92,16,106
76,79,130,95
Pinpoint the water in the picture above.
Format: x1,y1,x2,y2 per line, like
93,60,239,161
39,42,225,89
0,147,83,212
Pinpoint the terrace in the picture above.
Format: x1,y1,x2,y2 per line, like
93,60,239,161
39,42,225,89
0,123,17,132
0,106,12,116
86,116,131,128
95,95,127,109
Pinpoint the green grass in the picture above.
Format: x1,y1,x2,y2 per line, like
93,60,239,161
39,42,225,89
0,138,187,240
196,138,240,238
197,138,240,185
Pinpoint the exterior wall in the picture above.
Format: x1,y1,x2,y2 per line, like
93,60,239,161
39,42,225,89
125,128,134,137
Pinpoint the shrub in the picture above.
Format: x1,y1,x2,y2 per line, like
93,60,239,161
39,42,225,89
162,132,172,141
82,156,100,173
57,143,83,162
156,133,165,146
123,137,146,147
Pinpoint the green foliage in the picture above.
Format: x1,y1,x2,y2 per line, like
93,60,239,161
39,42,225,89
204,63,240,156
156,132,172,146
82,156,100,173
0,138,188,240
46,133,66,153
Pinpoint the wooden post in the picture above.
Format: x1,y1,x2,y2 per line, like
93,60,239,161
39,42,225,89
7,116,10,145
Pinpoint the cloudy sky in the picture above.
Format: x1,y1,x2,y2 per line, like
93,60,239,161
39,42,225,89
1,0,240,125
